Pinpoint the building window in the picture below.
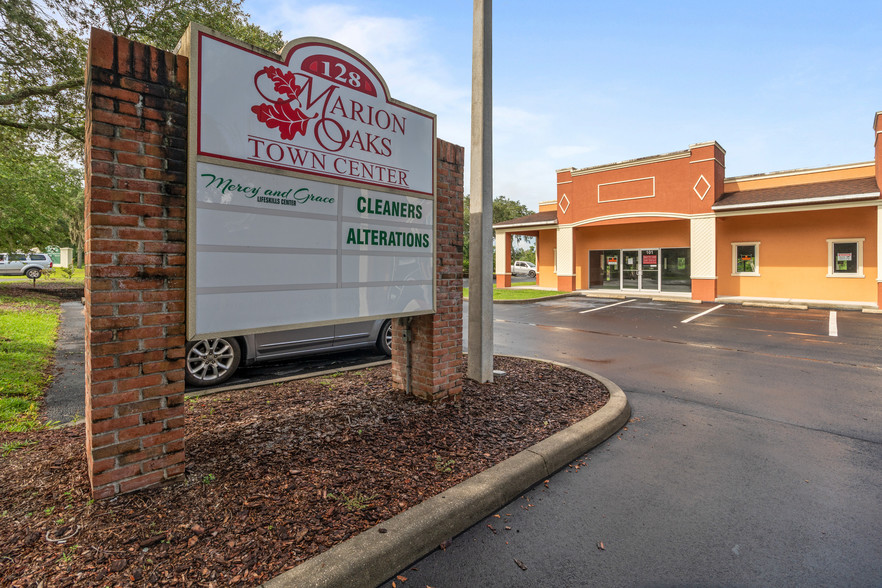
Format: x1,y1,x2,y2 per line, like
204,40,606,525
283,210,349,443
553,248,558,274
661,248,691,292
827,239,864,278
732,242,759,276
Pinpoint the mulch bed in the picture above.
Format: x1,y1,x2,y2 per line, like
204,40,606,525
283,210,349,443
0,281,85,300
0,357,608,587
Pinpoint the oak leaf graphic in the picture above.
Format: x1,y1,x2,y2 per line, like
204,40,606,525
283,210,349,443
250,101,316,140
263,66,303,99
251,66,317,139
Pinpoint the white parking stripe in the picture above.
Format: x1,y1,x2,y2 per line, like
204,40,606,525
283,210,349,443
829,311,838,337
579,299,635,314
681,304,725,324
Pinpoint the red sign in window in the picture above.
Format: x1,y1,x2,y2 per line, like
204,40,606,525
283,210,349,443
643,255,657,265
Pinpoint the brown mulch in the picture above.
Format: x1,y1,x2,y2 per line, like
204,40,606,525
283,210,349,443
0,357,608,588
0,280,85,300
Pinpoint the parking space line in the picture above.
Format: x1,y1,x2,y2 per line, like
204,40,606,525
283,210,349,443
681,304,725,324
579,299,635,314
829,311,838,337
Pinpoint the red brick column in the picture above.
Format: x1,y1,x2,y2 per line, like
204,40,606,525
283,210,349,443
391,139,464,401
84,28,188,498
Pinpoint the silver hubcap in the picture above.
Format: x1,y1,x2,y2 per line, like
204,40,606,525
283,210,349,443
187,339,235,382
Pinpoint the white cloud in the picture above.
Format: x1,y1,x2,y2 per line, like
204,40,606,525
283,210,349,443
244,1,555,208
248,1,470,144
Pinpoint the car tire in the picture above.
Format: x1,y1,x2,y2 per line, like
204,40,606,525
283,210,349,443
25,268,41,279
377,320,392,356
528,270,536,278
185,337,241,387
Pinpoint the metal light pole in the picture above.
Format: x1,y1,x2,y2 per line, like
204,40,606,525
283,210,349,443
468,0,494,383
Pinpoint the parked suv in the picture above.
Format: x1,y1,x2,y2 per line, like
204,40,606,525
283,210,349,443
511,260,536,277
186,319,393,387
0,252,53,279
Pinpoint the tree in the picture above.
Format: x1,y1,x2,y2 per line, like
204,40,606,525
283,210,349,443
1,0,282,252
1,0,283,154
66,189,85,267
0,128,83,251
512,245,536,264
463,195,534,274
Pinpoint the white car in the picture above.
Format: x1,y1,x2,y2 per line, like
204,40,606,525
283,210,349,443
186,319,392,387
0,252,54,279
511,260,536,277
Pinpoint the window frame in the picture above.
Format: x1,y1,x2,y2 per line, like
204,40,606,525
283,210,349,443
731,242,760,277
826,238,864,278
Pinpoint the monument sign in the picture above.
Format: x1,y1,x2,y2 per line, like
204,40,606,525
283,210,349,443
179,24,437,339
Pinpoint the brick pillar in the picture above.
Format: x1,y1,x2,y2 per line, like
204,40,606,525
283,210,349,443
84,28,188,498
391,139,464,401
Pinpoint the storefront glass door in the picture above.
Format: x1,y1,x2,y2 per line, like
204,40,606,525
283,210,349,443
622,250,639,289
589,248,688,293
641,249,659,291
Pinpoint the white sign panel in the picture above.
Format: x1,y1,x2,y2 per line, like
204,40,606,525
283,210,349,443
181,25,437,339
196,28,435,196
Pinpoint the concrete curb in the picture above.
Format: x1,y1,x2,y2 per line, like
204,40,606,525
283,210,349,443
261,359,630,588
463,293,583,305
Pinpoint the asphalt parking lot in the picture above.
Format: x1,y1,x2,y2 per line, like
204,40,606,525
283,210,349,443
490,295,882,368
393,296,882,586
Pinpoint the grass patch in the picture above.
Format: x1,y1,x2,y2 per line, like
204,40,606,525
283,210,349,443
464,286,567,300
0,267,84,283
0,294,60,431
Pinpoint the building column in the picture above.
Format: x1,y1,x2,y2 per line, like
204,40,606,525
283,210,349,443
877,205,882,308
874,111,881,190
495,230,512,287
556,226,575,291
690,216,717,302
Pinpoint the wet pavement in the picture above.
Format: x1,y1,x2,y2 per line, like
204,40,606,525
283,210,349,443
383,298,882,586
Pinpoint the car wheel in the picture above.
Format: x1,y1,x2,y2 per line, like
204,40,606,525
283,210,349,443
377,320,392,356
25,268,41,279
528,270,536,278
185,337,241,387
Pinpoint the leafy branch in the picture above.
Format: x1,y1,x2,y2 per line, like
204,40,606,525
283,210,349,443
0,78,83,106
0,115,85,142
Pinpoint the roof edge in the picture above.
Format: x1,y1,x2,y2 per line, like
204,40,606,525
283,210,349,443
563,149,691,177
492,220,558,230
713,192,880,212
688,140,726,154
724,161,874,184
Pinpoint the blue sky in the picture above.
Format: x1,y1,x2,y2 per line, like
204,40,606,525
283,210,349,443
242,0,882,212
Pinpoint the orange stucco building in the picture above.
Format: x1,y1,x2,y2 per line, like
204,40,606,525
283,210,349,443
494,111,882,309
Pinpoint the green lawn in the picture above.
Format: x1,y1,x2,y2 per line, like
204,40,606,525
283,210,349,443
0,267,84,283
0,295,61,431
464,286,567,300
